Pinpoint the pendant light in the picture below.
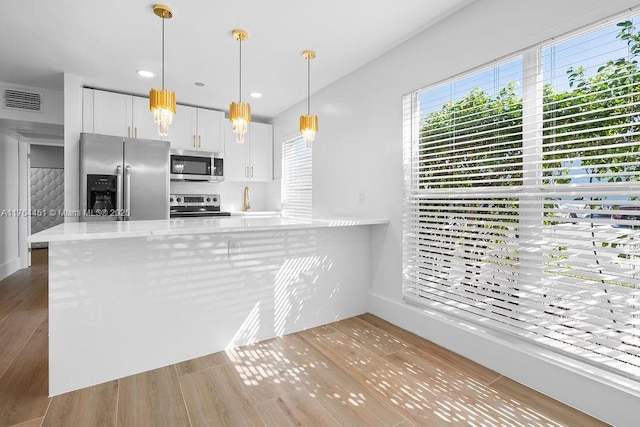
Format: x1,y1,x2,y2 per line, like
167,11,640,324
300,50,318,148
229,29,251,144
149,4,176,137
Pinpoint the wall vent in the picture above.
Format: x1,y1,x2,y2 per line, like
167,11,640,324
3,88,43,112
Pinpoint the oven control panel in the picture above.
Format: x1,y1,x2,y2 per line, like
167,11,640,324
170,194,220,208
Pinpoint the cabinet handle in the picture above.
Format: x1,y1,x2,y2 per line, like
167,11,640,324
127,126,131,137
245,166,249,177
198,135,202,148
251,166,254,178
134,127,138,138
193,135,196,148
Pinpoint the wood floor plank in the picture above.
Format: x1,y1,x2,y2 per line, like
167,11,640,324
361,314,501,385
411,341,502,386
8,417,44,427
117,365,190,427
489,376,609,426
393,420,417,427
296,323,338,341
174,350,229,376
282,333,405,426
0,318,50,427
331,316,410,356
386,345,604,427
225,338,306,404
255,389,340,427
358,314,504,386
30,249,48,266
179,363,264,427
0,275,41,323
0,309,47,379
42,380,118,427
305,329,460,425
357,313,429,348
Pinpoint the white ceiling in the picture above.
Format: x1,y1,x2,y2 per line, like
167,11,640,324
1,0,472,119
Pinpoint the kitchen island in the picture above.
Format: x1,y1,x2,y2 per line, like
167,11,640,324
30,216,388,395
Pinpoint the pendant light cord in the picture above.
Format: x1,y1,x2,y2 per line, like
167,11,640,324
307,56,311,115
161,15,165,90
239,38,242,103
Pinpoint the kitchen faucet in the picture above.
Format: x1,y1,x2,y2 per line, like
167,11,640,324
243,186,250,211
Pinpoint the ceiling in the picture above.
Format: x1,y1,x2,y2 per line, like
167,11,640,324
0,0,472,119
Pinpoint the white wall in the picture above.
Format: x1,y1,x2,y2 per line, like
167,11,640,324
63,74,83,221
31,144,64,168
0,134,20,280
272,1,640,425
0,81,64,276
0,81,63,125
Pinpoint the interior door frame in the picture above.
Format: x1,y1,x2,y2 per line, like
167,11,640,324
19,138,65,268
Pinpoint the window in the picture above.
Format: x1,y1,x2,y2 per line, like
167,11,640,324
281,137,312,218
403,16,640,379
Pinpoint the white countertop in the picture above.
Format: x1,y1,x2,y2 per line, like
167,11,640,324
230,211,282,217
29,216,389,243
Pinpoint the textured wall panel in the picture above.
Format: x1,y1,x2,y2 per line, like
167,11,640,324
30,168,64,243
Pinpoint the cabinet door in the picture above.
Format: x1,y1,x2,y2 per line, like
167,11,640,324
168,104,197,150
93,90,132,137
196,109,224,153
82,88,94,132
248,122,273,181
223,125,249,181
131,96,161,140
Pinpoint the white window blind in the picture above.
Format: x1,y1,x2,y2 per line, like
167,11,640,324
403,16,640,379
282,136,312,218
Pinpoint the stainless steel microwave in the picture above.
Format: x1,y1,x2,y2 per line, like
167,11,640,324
170,149,224,182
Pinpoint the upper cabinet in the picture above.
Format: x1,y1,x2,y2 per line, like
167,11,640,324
224,121,273,182
131,96,159,140
83,88,271,180
82,89,224,150
83,89,158,139
169,105,224,153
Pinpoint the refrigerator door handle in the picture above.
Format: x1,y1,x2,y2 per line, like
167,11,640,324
124,165,131,221
116,165,123,220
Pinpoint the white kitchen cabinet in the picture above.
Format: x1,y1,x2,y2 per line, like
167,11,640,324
168,104,197,150
82,88,94,132
224,121,273,182
169,105,224,152
90,89,132,137
131,96,159,139
83,89,162,139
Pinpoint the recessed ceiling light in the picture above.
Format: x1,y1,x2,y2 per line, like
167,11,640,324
250,92,262,98
137,70,154,78
194,82,205,87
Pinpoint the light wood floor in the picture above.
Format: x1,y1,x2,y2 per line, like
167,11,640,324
0,249,607,427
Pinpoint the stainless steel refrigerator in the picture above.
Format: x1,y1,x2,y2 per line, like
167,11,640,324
79,133,169,221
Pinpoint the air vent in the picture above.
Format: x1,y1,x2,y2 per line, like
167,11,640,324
3,88,43,112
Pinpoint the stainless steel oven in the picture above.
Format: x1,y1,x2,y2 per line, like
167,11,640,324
169,194,231,218
170,149,224,182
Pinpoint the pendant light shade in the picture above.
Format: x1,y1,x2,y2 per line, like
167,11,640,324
300,50,318,147
149,4,176,137
299,114,318,143
230,29,251,144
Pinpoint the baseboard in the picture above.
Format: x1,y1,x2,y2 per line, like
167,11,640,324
367,293,640,427
0,257,21,282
